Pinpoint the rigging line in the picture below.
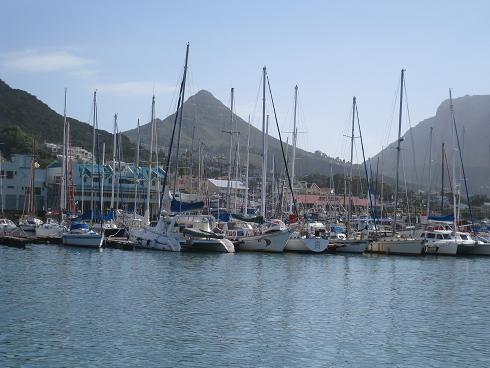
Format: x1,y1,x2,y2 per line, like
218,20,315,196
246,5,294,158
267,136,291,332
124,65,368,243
266,74,298,216
403,78,419,186
443,148,453,194
400,153,412,227
355,103,377,231
250,73,263,128
383,80,400,149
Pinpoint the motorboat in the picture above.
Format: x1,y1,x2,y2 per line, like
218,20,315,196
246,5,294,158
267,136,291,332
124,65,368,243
129,216,181,251
18,216,43,234
423,229,459,255
0,218,18,235
35,218,65,239
465,235,490,256
62,222,104,248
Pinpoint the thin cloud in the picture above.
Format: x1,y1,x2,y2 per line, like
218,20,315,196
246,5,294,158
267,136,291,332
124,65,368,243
0,49,95,73
96,81,176,96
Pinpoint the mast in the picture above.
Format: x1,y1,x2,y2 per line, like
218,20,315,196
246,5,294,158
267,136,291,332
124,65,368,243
261,67,267,218
441,142,445,214
111,114,117,208
91,91,97,223
263,114,269,218
144,96,155,224
347,96,356,236
426,126,433,218
226,88,234,210
392,69,405,236
290,85,298,213
60,88,67,212
244,115,251,215
134,119,140,215
101,142,105,215
172,47,189,198
271,154,275,216
380,147,384,219
449,89,475,233
158,43,190,216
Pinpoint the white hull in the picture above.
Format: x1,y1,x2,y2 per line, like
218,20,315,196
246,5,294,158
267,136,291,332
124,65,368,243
425,242,460,256
36,225,64,239
368,239,424,255
331,239,368,254
236,230,290,253
129,227,181,252
285,237,328,253
182,238,235,253
20,224,37,233
62,233,104,248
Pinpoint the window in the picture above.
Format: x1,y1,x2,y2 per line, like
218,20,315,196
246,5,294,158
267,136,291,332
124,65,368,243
460,235,468,240
436,234,443,239
427,233,435,239
6,171,14,179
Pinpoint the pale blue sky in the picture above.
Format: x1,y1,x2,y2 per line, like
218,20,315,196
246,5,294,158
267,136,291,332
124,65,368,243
1,0,489,160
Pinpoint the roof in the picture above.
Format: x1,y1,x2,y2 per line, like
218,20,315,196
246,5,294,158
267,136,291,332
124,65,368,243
208,179,247,190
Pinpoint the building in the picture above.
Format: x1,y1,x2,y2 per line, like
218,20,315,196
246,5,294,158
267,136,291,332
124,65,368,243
0,154,47,212
45,160,167,217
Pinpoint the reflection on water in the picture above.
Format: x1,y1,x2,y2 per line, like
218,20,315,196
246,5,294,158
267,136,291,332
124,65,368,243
1,245,490,367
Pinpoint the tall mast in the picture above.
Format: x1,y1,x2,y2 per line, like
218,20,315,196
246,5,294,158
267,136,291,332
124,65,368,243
60,88,67,212
172,46,189,197
91,91,97,222
226,87,234,210
441,142,445,214
380,146,384,219
271,154,275,216
158,43,190,216
290,85,298,213
154,116,160,209
450,91,458,236
392,69,405,236
347,96,356,235
426,126,433,218
111,114,117,208
144,96,156,224
244,115,251,215
101,142,105,215
264,115,269,217
134,119,140,215
261,66,267,218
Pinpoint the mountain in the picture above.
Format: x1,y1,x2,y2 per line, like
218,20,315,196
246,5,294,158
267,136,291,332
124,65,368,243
0,79,135,162
371,94,490,195
123,90,345,178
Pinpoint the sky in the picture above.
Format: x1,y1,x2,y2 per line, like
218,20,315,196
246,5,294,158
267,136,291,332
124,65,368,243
1,0,489,162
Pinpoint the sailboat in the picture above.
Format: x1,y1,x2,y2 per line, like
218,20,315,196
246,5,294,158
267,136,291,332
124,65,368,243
129,44,193,252
62,91,103,248
368,70,424,255
284,85,328,253
235,67,291,253
329,97,368,254
19,140,43,234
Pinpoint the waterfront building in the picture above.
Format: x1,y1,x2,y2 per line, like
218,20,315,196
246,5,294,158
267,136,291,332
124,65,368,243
0,154,47,212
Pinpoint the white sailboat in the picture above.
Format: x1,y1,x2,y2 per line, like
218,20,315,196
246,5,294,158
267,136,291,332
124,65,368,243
234,67,290,252
368,70,424,256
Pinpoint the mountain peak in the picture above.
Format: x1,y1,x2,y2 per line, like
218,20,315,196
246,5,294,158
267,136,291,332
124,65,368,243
186,89,220,105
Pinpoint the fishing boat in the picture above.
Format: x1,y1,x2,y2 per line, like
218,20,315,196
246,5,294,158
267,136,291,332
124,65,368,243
62,222,103,248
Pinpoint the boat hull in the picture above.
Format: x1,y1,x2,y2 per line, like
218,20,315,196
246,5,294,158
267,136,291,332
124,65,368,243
62,233,103,248
330,239,368,254
425,242,461,256
181,238,235,253
463,243,490,256
236,230,290,253
285,237,328,253
129,227,181,252
36,226,64,239
368,239,424,255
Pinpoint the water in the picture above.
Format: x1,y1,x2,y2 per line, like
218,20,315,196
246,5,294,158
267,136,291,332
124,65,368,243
1,244,489,367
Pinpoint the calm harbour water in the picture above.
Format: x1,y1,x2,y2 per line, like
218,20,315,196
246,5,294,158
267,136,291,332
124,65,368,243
1,244,489,367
